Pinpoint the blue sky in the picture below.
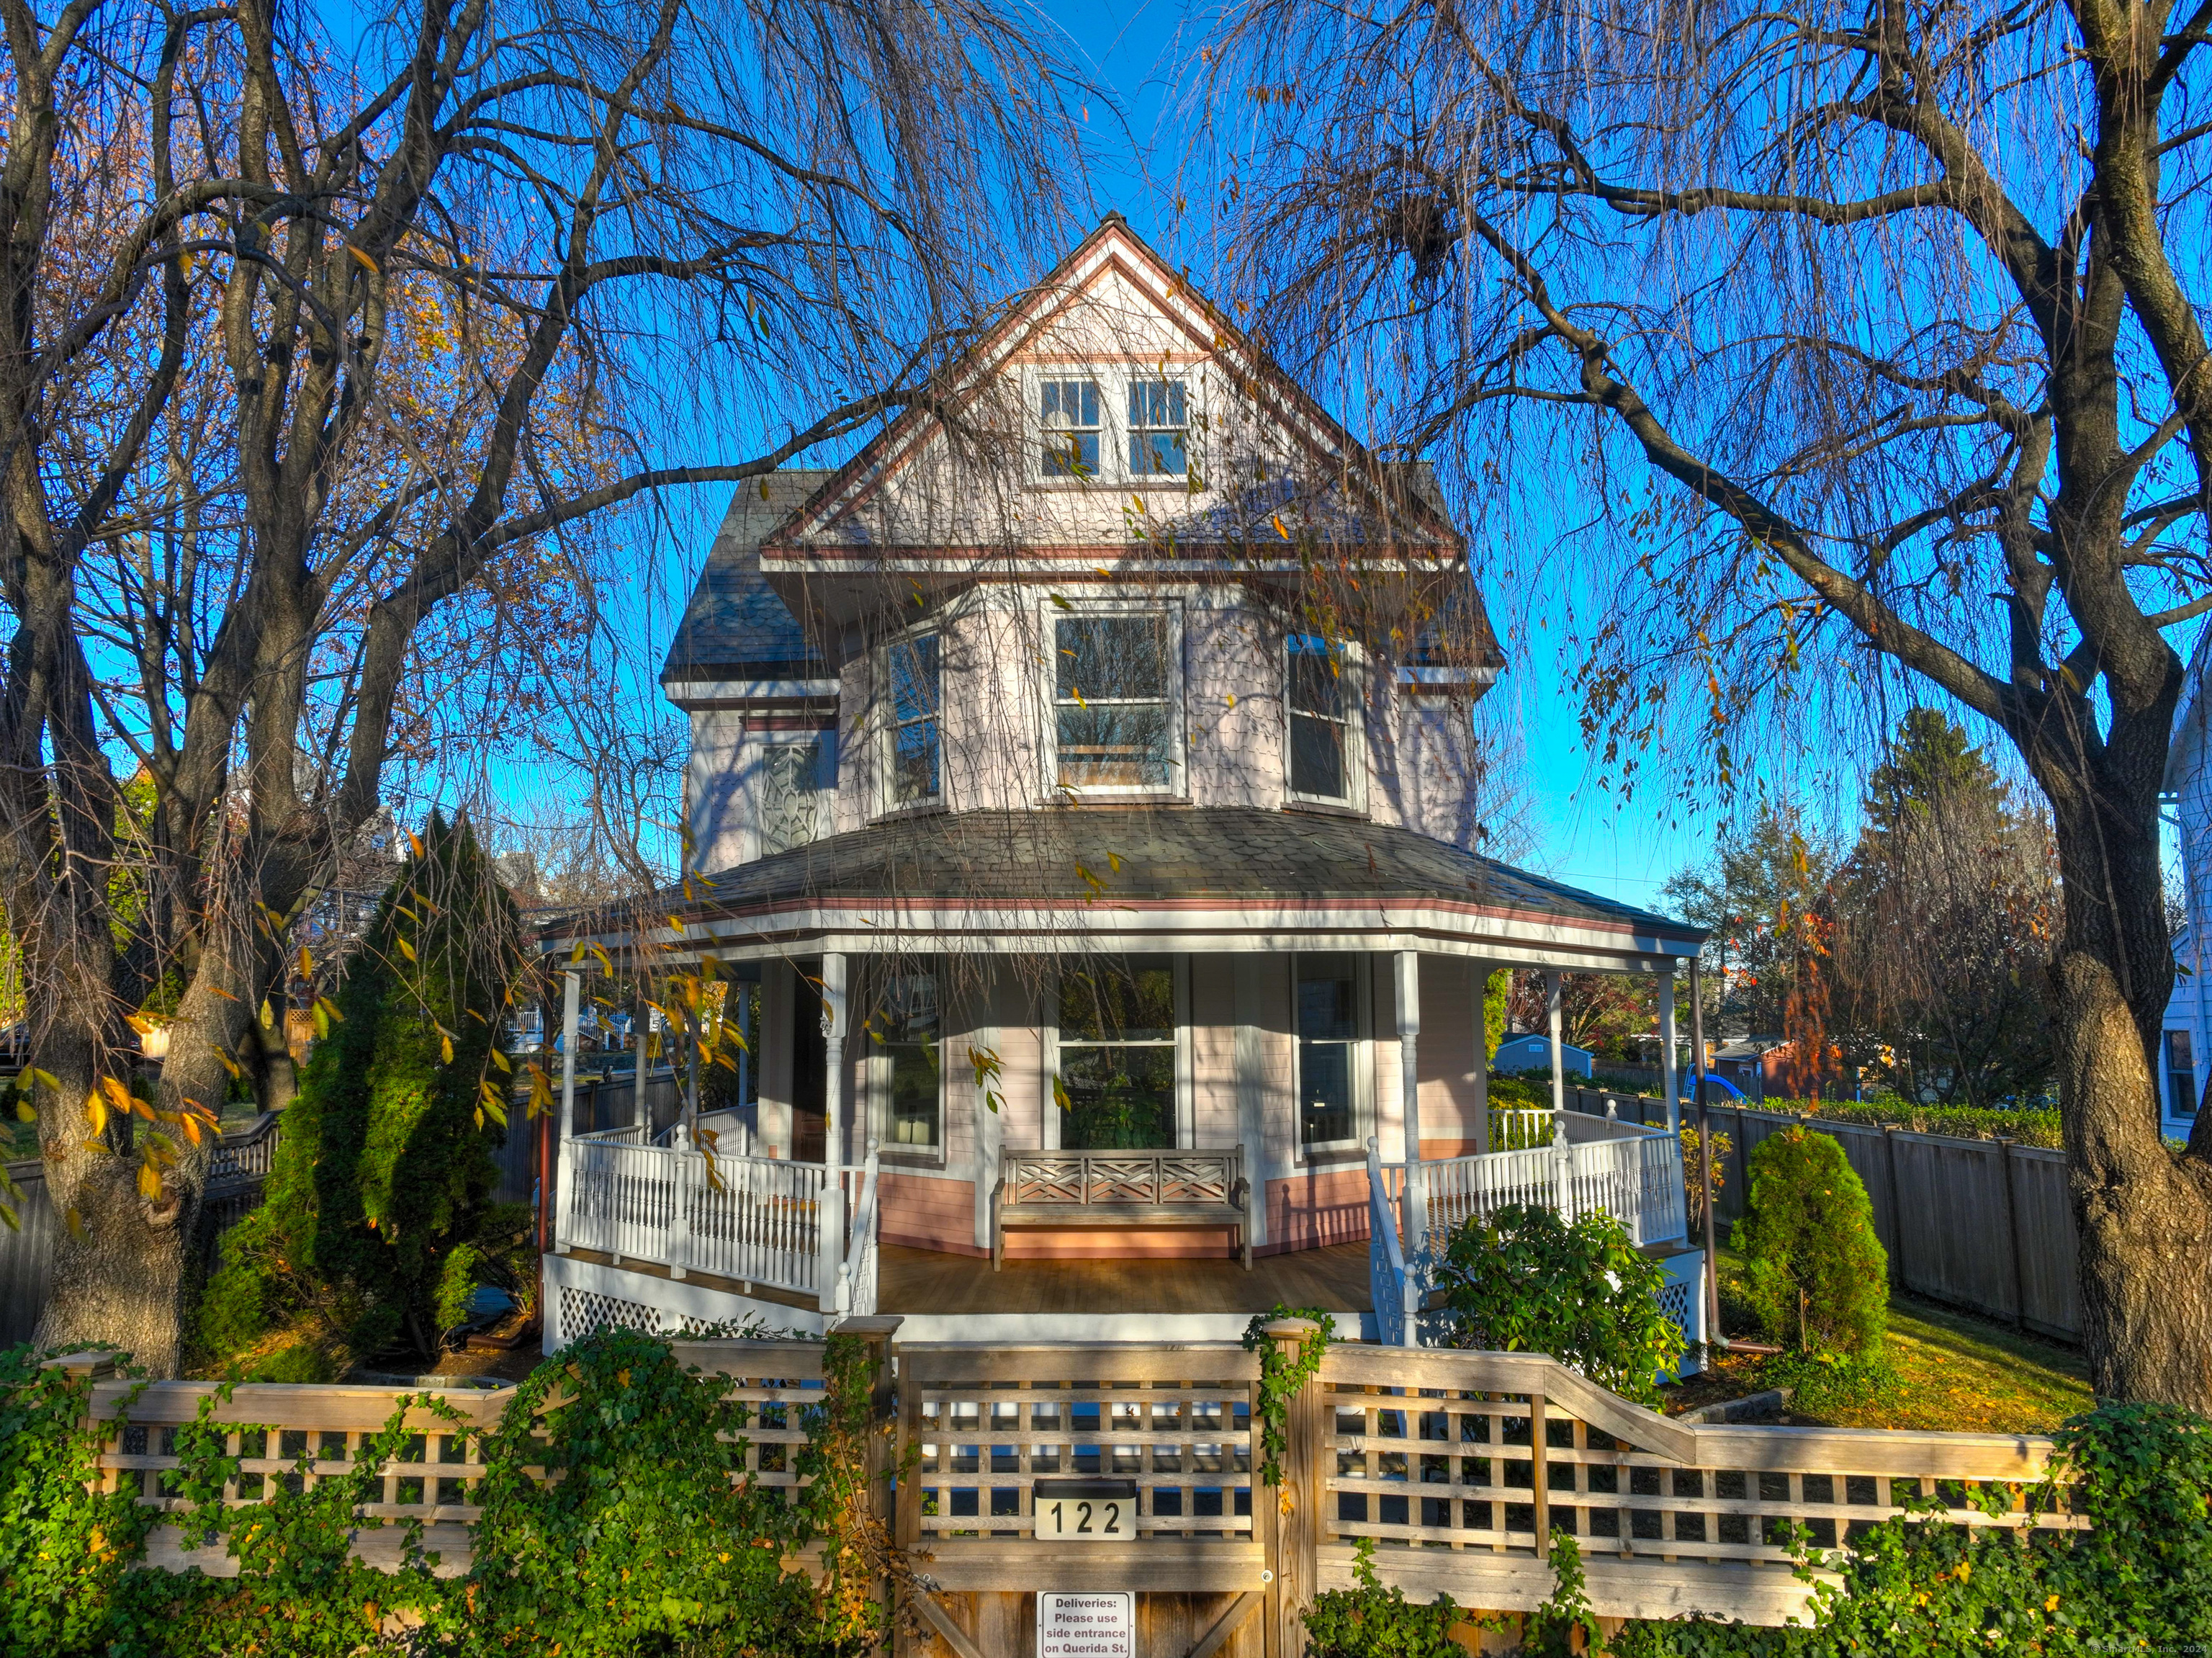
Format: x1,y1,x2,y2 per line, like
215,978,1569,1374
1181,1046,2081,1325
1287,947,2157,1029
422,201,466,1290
307,0,2153,910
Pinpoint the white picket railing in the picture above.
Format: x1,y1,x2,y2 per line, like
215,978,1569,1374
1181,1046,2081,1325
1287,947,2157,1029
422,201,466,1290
1485,1107,1555,1150
562,1137,828,1299
1390,1120,1688,1259
836,1145,881,1318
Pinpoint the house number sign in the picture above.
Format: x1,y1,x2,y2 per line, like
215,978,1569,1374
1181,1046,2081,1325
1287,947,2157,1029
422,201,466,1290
1033,1478,1136,1542
1037,1590,1133,1658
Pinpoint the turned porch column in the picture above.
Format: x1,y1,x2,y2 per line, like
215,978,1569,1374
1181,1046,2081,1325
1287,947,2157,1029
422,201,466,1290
1546,969,1566,1116
1470,961,1493,1155
817,951,849,1314
1394,950,1429,1259
554,968,580,1255
1659,970,1681,1134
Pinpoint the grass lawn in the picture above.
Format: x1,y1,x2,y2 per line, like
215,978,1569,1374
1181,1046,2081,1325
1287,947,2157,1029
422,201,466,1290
1665,1249,2095,1435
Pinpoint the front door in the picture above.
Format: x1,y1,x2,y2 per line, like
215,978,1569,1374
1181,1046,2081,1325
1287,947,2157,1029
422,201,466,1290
791,972,827,1163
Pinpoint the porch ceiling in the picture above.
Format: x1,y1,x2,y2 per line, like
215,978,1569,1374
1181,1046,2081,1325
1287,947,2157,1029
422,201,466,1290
542,807,1704,972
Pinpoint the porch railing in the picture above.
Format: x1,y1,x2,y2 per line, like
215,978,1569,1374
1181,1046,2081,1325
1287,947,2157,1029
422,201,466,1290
1365,1139,1418,1348
1392,1119,1689,1257
562,1137,828,1299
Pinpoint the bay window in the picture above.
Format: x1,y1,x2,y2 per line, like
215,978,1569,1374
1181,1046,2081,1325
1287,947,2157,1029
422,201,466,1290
1287,635,1359,806
886,632,940,807
1050,609,1180,794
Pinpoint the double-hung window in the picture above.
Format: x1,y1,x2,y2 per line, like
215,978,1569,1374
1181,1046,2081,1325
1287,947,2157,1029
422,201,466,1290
1055,955,1177,1149
1051,609,1179,794
1040,378,1102,478
877,962,942,1152
1127,380,1188,476
1286,635,1359,805
886,632,940,807
1295,954,1362,1150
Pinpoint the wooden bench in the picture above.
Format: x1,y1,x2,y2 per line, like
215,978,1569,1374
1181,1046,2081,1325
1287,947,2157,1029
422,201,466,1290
990,1149,1252,1270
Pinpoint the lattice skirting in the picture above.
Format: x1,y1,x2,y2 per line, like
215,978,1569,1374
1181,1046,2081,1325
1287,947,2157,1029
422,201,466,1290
541,1253,827,1354
1657,1247,1707,1379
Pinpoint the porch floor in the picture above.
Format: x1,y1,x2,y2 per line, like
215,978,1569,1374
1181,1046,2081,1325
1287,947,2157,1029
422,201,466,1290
876,1241,1374,1317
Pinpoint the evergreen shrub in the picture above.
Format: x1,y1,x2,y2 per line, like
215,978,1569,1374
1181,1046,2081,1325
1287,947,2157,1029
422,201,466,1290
194,814,534,1380
1434,1202,1683,1405
1732,1126,1887,1354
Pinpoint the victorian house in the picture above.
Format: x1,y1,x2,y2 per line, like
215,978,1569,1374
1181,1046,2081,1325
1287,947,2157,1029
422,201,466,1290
541,218,1703,1348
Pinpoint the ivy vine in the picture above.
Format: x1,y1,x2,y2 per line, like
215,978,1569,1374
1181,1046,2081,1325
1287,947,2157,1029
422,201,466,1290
1241,1302,1335,1487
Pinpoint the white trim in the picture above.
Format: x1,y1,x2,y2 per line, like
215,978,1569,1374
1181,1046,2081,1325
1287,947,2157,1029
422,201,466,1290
665,678,841,706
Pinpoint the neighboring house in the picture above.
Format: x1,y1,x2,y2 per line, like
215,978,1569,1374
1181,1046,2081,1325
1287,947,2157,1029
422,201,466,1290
1493,1032,1593,1077
2162,629,2212,1135
1709,1036,1858,1103
543,218,1705,1342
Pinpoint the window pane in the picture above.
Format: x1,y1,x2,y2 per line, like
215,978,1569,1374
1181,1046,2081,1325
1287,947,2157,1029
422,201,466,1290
1129,429,1188,475
882,968,940,1147
1059,1044,1176,1149
892,635,939,723
1128,380,1185,426
2169,1031,2198,1117
1059,957,1174,1042
1044,430,1101,477
1298,956,1358,1041
1058,704,1170,787
1298,955,1358,1147
1288,645,1342,718
1290,714,1345,799
1057,615,1168,700
894,717,938,802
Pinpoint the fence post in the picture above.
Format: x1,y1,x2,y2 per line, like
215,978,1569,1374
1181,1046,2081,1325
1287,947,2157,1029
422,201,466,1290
669,1146,691,1282
1550,1119,1575,1220
1262,1318,1324,1658
1882,1126,1906,1289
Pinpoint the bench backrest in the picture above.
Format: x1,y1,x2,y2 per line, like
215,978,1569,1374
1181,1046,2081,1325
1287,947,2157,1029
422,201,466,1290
1002,1149,1243,1209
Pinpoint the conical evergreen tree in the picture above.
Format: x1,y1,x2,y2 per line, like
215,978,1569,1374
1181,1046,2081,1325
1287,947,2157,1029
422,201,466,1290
194,814,531,1380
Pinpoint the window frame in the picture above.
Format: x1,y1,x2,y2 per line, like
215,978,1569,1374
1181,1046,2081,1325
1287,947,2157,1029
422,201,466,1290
877,624,944,815
1282,634,1366,811
868,957,945,1165
1038,599,1187,802
1290,951,1371,1160
1041,954,1192,1151
1020,366,1207,490
2165,1028,2198,1120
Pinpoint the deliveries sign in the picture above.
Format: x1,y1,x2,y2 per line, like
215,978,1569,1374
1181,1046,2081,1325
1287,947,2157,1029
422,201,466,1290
1036,1590,1134,1658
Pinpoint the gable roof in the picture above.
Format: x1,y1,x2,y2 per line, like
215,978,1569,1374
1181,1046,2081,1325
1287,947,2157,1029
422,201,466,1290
760,214,1470,566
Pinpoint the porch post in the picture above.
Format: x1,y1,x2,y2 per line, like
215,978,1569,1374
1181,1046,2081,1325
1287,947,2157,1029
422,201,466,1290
1394,950,1429,1258
1546,970,1566,1116
736,977,752,1146
554,968,580,1255
635,978,652,1132
817,951,848,1314
1692,960,1724,1345
1470,962,1492,1155
1659,971,1681,1134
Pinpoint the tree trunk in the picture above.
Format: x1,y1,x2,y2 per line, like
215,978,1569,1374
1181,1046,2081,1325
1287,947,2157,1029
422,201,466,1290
2050,940,2212,1404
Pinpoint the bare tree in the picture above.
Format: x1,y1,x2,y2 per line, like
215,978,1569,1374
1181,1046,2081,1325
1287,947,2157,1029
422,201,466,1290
1,0,1087,1371
1200,0,2212,1400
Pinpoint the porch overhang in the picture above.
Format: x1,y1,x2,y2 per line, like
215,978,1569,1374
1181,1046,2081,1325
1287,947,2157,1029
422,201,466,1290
539,807,1704,974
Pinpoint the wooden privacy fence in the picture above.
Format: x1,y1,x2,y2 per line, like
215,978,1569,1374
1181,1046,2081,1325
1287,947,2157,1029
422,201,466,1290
1563,1089,2082,1341
60,1325,2078,1649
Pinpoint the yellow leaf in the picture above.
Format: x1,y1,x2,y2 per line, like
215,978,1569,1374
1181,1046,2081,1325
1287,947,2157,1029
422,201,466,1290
1272,513,1290,540
397,937,417,962
440,1033,455,1065
217,1049,241,1080
138,1162,162,1199
125,1013,153,1036
297,946,313,979
64,1206,84,1240
347,245,379,274
85,1090,107,1135
666,915,685,934
570,941,585,964
260,999,275,1031
14,1101,32,1123
490,1049,511,1074
315,995,343,1025
26,1068,58,1092
312,1002,329,1041
407,830,426,859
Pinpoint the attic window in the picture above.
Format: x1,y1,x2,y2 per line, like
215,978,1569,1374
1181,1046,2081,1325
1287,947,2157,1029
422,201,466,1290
1128,380,1188,476
1040,379,1101,478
